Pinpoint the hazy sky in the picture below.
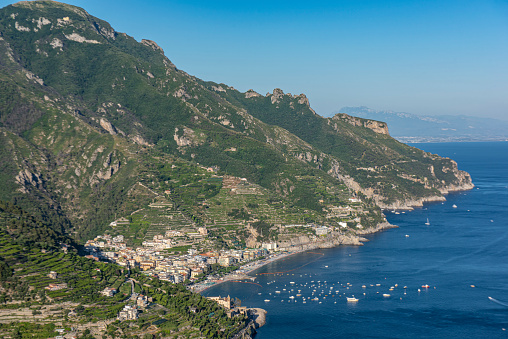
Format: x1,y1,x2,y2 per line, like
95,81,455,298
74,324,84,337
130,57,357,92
2,0,507,120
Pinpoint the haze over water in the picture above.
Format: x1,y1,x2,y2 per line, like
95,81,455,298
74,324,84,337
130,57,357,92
203,142,508,338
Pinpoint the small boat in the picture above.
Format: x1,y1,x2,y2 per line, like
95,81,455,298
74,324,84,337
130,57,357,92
425,218,430,226
422,285,430,288
289,296,295,299
264,299,270,302
383,294,390,297
405,234,409,237
275,291,281,293
347,297,359,302
452,204,457,208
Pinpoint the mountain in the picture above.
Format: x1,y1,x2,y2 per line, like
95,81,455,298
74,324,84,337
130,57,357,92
0,1,472,243
338,106,508,143
0,1,476,337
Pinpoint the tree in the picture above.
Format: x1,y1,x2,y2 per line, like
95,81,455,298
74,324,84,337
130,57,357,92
0,261,12,281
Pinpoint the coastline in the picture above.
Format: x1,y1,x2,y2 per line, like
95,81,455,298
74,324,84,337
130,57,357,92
193,249,307,294
193,221,397,294
193,183,475,295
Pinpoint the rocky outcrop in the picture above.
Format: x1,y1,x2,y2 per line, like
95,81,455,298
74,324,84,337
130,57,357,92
332,113,390,135
64,33,100,44
173,126,205,148
377,195,446,211
276,232,368,252
245,89,261,98
99,118,117,135
141,39,163,53
15,168,42,192
269,88,285,104
249,308,266,328
211,85,226,92
355,222,397,235
131,134,152,147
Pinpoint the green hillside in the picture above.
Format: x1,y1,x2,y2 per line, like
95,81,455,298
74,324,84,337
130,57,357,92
0,1,474,251
0,201,248,338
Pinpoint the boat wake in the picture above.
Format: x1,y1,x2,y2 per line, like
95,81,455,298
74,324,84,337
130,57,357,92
488,296,508,307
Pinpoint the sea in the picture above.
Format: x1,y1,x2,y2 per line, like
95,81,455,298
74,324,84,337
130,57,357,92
202,142,508,338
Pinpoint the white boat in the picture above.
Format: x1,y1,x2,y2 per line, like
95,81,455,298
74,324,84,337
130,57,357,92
347,297,359,302
452,204,457,208
289,296,295,299
425,218,430,225
264,299,270,302
383,294,390,297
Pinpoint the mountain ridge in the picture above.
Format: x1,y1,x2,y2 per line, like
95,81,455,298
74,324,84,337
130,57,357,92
0,0,473,242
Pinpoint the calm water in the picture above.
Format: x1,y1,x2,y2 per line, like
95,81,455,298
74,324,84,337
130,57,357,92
203,142,508,338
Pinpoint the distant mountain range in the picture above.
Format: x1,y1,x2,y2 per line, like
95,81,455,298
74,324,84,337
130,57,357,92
337,107,508,143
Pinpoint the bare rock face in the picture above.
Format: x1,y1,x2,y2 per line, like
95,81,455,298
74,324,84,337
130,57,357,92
245,89,261,98
296,93,309,106
173,127,205,148
249,308,267,328
211,85,226,92
141,39,163,53
64,33,100,44
270,88,285,104
131,134,152,147
332,113,390,135
99,118,117,135
15,168,42,192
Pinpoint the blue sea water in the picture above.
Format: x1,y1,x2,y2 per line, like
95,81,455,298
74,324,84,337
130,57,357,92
203,142,508,338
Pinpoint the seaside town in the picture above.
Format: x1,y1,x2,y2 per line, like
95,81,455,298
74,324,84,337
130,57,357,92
83,206,366,294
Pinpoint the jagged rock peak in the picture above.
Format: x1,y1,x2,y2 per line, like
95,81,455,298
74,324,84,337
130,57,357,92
245,89,261,98
269,88,284,104
141,39,164,53
296,93,310,106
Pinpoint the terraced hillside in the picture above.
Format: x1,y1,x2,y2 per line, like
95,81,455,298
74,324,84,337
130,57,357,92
0,1,472,245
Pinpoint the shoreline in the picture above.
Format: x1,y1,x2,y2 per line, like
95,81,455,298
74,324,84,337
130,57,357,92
192,249,307,294
193,186,475,294
193,222,396,294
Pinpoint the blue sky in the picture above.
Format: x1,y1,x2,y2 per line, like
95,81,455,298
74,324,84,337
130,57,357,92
1,0,507,120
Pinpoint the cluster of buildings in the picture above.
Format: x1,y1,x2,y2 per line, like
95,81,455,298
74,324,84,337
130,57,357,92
117,305,139,321
101,287,117,297
85,230,270,284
